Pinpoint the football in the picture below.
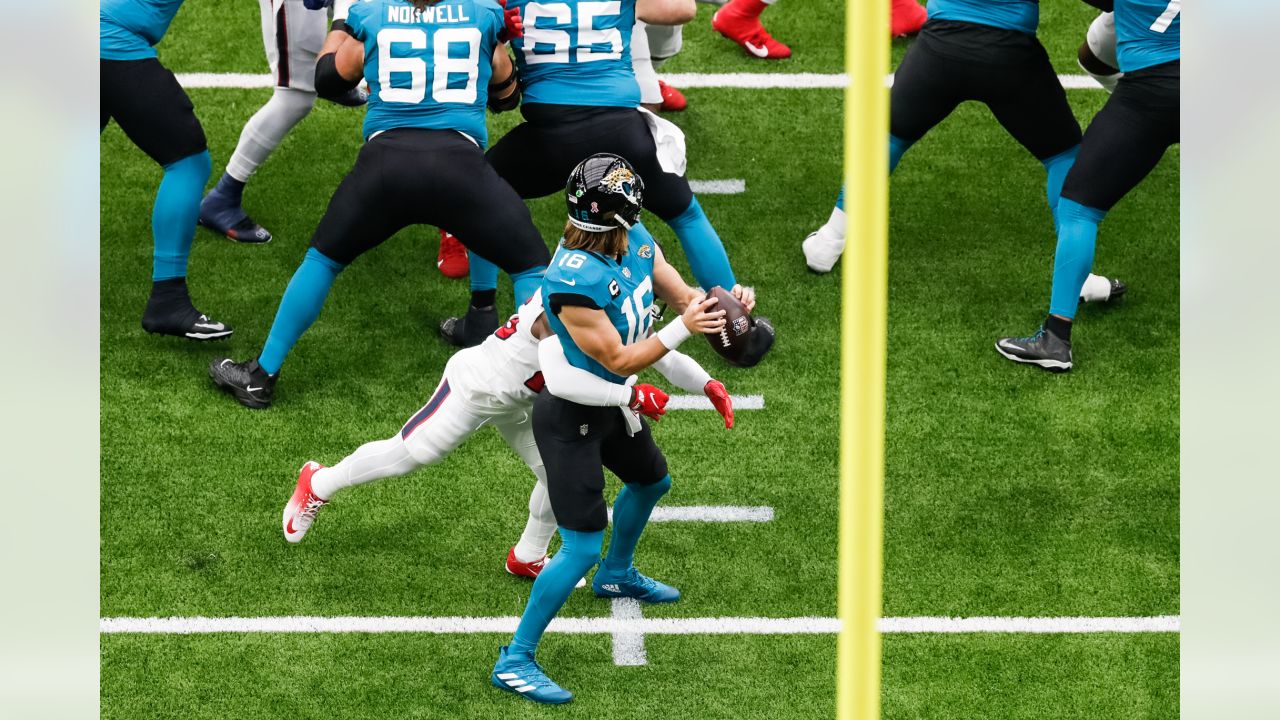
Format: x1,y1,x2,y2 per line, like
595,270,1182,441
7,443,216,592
704,286,753,364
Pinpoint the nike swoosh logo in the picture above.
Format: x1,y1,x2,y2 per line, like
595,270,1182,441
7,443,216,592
194,322,225,331
560,278,577,286
744,41,769,58
247,385,263,393
286,517,297,534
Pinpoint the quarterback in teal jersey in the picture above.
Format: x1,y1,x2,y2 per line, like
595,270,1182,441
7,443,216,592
491,154,747,704
210,0,550,409
998,0,1179,371
101,0,233,341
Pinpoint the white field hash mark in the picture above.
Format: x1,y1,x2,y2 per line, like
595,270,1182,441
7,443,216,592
175,72,1110,92
667,394,763,411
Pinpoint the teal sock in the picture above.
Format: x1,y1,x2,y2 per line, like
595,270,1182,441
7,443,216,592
469,252,499,293
1041,145,1080,224
509,528,603,657
511,265,547,305
602,475,671,573
1048,199,1107,319
834,186,844,211
664,198,736,290
151,150,211,281
889,134,912,173
257,248,347,375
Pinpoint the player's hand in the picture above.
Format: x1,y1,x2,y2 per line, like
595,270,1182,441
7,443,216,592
731,284,756,313
303,0,333,10
680,293,726,335
630,384,670,422
497,0,524,42
704,379,733,429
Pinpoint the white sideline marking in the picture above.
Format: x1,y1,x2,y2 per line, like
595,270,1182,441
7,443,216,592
605,505,774,524
99,615,1180,635
176,72,1106,92
688,179,746,195
610,599,648,666
667,394,764,411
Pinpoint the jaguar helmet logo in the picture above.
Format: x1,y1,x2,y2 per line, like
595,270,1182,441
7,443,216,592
602,167,639,205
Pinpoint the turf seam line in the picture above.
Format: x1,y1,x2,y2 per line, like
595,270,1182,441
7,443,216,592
99,615,1180,635
174,72,1109,91
667,394,764,411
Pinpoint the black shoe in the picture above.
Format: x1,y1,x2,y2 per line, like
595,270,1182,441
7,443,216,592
995,326,1073,372
142,302,233,341
199,192,272,244
209,358,277,409
1106,278,1127,300
439,305,498,348
322,86,369,108
735,316,775,368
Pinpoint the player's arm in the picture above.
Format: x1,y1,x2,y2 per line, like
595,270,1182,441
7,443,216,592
555,296,724,377
488,46,521,113
538,336,672,420
652,350,735,429
652,244,756,314
315,25,364,99
637,0,697,26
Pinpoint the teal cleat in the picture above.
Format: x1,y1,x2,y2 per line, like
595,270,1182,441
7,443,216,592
591,566,681,604
491,646,573,705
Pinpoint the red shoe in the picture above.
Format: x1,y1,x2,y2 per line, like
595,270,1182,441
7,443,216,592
505,547,587,587
891,0,927,38
437,229,469,279
712,2,791,60
282,461,328,543
658,81,687,112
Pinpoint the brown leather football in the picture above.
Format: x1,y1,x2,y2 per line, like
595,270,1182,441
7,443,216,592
704,286,752,364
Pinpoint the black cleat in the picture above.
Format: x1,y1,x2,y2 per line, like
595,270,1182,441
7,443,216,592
142,303,233,341
209,358,277,409
995,326,1073,372
322,86,369,108
439,305,498,348
736,315,775,368
199,192,272,244
1106,278,1127,300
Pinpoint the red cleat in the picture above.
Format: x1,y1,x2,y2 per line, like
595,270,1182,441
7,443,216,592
891,0,928,38
437,229,469,279
282,461,328,543
658,81,687,112
505,547,586,587
712,0,791,60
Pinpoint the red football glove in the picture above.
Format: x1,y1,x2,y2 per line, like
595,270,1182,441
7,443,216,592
704,379,733,429
497,0,524,42
630,383,669,422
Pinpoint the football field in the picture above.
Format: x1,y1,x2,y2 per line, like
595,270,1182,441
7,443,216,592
100,3,1178,718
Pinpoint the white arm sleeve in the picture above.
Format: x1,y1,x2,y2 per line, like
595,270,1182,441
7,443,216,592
652,348,712,395
538,336,635,407
332,0,354,22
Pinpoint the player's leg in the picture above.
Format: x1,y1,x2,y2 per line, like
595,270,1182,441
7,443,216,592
1079,12,1122,93
494,395,612,704
803,186,846,273
647,24,687,111
201,1,328,243
891,0,928,38
632,20,664,114
209,137,405,407
712,0,790,59
997,64,1180,370
591,421,679,602
283,373,489,541
102,58,232,341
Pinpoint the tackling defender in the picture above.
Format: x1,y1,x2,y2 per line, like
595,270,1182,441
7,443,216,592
997,0,1179,371
440,0,774,369
210,0,549,408
491,154,739,704
100,0,233,341
281,284,735,583
199,0,368,244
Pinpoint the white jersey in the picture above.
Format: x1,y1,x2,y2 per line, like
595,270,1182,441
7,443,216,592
445,290,546,415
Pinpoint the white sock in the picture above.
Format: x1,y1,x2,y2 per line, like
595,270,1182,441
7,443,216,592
821,205,847,243
311,435,420,500
1079,273,1112,303
226,87,316,182
513,479,558,562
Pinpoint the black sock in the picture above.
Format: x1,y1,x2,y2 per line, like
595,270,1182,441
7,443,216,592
150,277,190,302
470,290,496,309
1045,314,1072,342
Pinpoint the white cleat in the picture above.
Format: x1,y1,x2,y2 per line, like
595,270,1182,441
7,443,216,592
282,461,329,543
1079,273,1128,303
803,230,845,274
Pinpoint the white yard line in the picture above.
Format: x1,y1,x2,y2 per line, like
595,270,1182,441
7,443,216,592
99,615,1179,635
609,599,648,666
176,72,1105,92
667,394,764,411
688,179,746,195
646,505,774,523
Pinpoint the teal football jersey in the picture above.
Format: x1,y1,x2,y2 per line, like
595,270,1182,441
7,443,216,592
1115,0,1180,73
346,0,504,145
100,0,185,60
506,0,640,108
544,225,658,383
926,0,1038,35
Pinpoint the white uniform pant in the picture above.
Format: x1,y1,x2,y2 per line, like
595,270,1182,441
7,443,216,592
631,22,684,105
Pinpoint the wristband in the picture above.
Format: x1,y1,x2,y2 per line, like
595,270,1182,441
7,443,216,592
656,320,692,350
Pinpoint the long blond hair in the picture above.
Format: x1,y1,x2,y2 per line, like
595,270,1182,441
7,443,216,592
561,221,629,257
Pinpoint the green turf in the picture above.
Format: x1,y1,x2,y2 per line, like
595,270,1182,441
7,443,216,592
101,5,1178,718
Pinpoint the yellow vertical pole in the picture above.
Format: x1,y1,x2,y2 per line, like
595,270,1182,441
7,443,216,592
837,0,889,719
